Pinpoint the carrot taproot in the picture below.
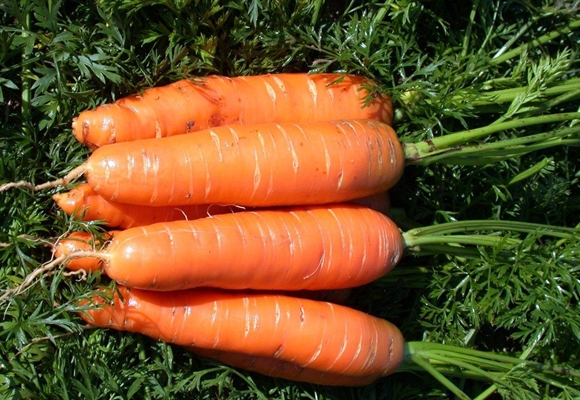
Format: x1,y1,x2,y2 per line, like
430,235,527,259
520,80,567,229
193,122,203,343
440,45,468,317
187,347,378,386
53,231,116,272
52,183,238,229
59,203,403,291
73,73,393,149
43,119,405,208
80,286,405,382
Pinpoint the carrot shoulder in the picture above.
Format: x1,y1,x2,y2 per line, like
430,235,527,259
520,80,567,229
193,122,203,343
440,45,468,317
81,203,404,291
79,119,404,207
81,286,405,380
73,73,393,148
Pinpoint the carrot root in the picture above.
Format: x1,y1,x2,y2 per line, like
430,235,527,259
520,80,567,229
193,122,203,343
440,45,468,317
81,286,406,380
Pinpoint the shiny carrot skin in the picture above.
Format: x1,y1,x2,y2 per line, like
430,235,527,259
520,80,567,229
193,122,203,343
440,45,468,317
52,183,237,229
55,230,352,303
188,347,378,386
81,286,405,380
81,204,404,291
73,73,393,149
77,119,404,207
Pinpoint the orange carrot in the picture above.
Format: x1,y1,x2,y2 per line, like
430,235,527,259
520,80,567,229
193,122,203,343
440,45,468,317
73,73,393,149
53,184,390,227
52,183,238,229
53,231,116,272
51,119,405,207
54,229,353,302
187,347,378,386
59,203,403,291
81,286,405,382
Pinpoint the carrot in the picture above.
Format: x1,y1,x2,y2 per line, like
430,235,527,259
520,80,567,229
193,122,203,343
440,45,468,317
187,347,378,386
73,73,393,149
58,203,403,291
53,231,116,272
53,183,390,228
52,183,238,229
40,119,405,208
54,229,353,303
80,286,405,383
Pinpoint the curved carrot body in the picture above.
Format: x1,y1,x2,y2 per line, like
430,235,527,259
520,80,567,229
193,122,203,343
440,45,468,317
52,183,237,229
96,204,403,291
82,119,404,207
82,287,405,380
73,73,393,149
188,347,378,386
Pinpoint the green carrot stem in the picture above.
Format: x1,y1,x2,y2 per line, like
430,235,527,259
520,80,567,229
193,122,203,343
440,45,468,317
422,137,580,166
507,157,552,185
461,0,479,58
524,87,580,116
403,234,520,249
397,78,580,123
405,112,580,164
408,353,472,400
458,78,580,107
407,342,580,378
473,385,498,400
405,112,580,160
407,244,485,259
491,18,580,64
417,352,502,382
405,219,579,238
491,18,535,60
21,7,31,136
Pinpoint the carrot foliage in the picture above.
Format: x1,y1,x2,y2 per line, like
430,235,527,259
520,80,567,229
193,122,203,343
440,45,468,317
1,0,579,398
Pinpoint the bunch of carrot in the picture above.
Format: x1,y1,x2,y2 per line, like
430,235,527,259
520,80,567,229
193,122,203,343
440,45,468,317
3,72,578,393
49,72,412,386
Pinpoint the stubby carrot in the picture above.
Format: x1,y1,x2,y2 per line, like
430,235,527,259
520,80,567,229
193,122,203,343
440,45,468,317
52,183,238,229
58,203,404,291
81,286,405,383
44,119,405,208
73,73,393,149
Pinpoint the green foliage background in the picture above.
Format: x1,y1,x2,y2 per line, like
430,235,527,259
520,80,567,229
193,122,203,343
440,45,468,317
1,0,579,398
